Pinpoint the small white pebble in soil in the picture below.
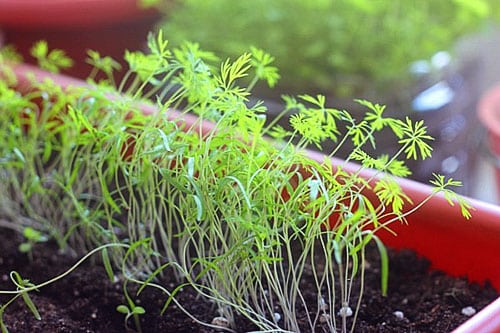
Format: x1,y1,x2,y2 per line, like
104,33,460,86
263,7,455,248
461,306,476,317
91,312,97,319
338,306,353,317
320,313,331,324
319,297,329,311
393,311,404,320
273,312,281,322
211,316,230,328
1,274,8,282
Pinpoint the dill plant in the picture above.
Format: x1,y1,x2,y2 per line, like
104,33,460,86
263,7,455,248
99,32,471,331
0,32,472,333
0,69,147,254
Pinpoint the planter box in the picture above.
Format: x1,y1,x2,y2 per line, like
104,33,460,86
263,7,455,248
0,0,160,79
3,62,500,332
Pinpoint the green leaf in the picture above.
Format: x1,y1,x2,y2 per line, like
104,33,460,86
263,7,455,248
268,125,291,140
86,50,121,77
192,194,204,221
147,30,170,60
116,305,130,314
374,177,412,214
30,40,73,73
12,148,25,163
299,94,325,108
156,128,173,153
332,239,343,265
350,232,373,255
218,53,252,92
430,173,474,219
101,248,115,282
132,306,146,315
386,159,411,177
18,243,32,253
21,293,41,321
399,117,434,160
250,47,280,87
308,179,320,201
373,235,389,297
22,227,45,242
357,99,388,131
124,51,161,81
348,121,375,148
30,40,48,59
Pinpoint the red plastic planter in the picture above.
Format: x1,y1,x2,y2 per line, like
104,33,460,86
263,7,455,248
4,63,500,333
478,85,500,196
0,0,160,79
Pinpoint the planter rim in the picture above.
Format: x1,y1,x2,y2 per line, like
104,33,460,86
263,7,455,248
478,85,500,139
0,0,158,29
452,296,500,333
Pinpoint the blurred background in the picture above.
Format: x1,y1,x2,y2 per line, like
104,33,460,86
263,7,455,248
1,0,500,204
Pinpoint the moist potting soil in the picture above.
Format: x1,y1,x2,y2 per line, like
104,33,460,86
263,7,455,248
0,229,497,332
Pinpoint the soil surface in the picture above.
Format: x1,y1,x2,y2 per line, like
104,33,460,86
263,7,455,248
0,228,497,333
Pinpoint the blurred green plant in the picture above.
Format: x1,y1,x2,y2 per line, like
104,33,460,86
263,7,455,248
157,0,498,98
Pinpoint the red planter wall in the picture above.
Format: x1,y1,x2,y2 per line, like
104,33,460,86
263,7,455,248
0,0,160,79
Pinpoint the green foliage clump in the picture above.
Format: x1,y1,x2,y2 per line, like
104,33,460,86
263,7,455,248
158,0,498,97
30,41,73,73
0,32,472,332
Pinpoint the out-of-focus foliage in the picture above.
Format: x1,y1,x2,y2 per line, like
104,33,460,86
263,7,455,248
157,0,499,97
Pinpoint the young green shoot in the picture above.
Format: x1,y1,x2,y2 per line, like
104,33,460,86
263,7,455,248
116,281,146,333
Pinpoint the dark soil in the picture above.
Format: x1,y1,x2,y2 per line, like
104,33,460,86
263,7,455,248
0,228,497,333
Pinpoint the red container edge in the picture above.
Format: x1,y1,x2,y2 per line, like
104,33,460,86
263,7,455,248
0,0,158,29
